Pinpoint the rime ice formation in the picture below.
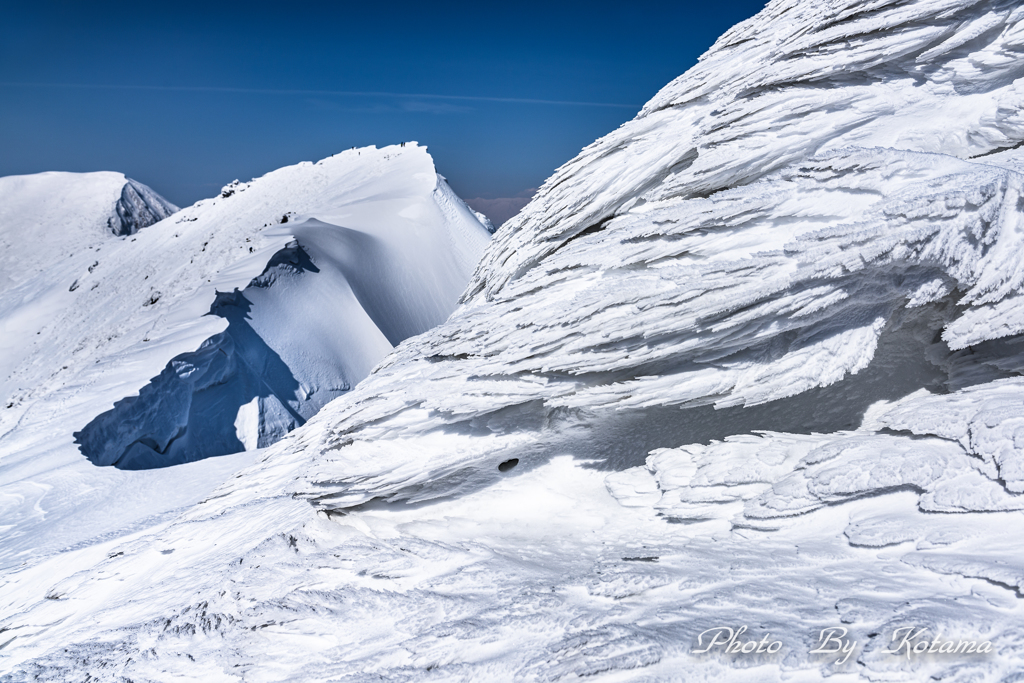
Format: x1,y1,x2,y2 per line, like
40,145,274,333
110,179,179,237
6,1,1024,682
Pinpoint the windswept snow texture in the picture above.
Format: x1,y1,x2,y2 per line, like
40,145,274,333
8,1,1024,681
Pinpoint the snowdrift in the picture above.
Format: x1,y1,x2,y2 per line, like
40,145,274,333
6,1,1024,682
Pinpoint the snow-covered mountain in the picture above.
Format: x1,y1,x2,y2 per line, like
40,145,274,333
5,1,1024,681
70,150,490,471
0,144,489,601
0,171,177,259
0,172,178,429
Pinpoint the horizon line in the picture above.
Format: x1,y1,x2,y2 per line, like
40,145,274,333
0,81,640,109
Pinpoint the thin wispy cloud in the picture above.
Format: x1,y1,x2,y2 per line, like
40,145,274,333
399,100,473,114
304,98,473,115
0,82,639,109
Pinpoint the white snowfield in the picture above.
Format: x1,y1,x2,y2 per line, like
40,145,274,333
5,0,1024,681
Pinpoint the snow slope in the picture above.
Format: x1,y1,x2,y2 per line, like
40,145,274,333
0,172,177,389
0,144,489,577
72,153,490,471
6,1,1024,681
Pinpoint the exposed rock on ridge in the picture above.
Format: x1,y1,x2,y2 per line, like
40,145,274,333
110,179,179,236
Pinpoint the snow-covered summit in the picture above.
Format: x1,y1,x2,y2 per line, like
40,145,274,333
0,171,176,292
68,145,492,470
0,172,178,415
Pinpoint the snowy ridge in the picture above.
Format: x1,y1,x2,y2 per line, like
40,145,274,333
6,1,1024,681
0,171,176,293
0,143,488,567
71,153,490,470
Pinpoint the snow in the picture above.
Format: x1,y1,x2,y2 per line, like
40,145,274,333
0,144,489,587
0,172,176,388
75,174,489,470
6,0,1024,681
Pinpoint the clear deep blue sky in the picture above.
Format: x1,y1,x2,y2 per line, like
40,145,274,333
1,1,767,208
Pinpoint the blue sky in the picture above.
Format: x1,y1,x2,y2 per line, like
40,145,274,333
0,1,768,212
